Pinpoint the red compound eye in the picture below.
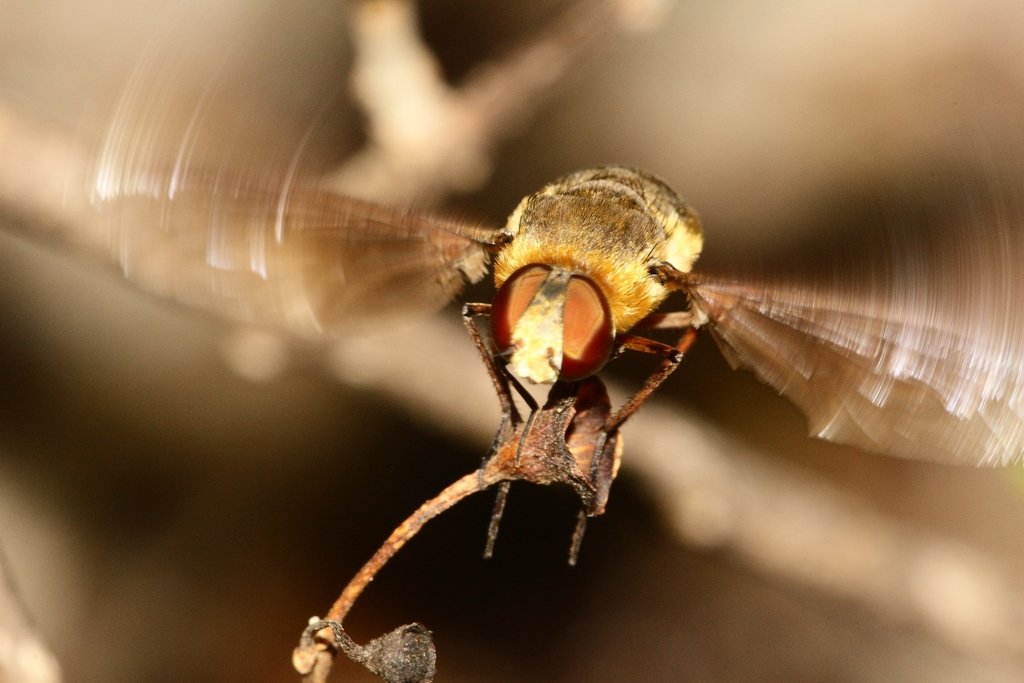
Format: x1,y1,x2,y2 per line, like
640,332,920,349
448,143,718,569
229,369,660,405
490,265,551,352
558,273,613,381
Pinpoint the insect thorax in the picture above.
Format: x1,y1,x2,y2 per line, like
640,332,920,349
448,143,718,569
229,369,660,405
493,166,703,333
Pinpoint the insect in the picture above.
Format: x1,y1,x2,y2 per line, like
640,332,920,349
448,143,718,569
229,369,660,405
88,148,1024,683
90,160,1024,467
61,0,1022,470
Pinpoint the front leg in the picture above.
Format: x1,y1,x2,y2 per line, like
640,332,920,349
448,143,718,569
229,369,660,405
462,302,538,426
573,327,699,539
606,326,699,432
462,302,538,558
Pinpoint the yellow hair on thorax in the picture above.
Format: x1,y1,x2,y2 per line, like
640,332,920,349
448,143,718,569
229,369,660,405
493,169,703,334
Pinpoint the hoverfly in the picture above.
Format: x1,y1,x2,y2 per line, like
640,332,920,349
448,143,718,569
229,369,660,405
90,159,1024,467
56,0,1022,470
87,135,1024,683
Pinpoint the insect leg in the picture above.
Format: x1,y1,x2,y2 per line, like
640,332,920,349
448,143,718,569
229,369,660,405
462,302,541,558
482,481,509,559
567,509,588,566
605,327,699,432
631,309,696,332
462,302,538,421
561,329,697,561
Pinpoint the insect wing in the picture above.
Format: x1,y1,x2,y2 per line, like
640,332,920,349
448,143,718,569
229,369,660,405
90,169,495,339
73,22,500,341
677,211,1024,466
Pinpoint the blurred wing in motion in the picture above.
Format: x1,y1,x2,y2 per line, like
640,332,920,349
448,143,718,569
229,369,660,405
676,194,1024,466
89,169,496,338
73,18,501,340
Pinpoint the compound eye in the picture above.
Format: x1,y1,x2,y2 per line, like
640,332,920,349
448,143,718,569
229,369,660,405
559,274,613,381
490,265,551,352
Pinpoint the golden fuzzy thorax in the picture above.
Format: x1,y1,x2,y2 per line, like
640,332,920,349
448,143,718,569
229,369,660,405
493,167,703,335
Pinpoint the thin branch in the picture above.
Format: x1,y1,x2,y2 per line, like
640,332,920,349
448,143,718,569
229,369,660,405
328,0,671,202
295,376,624,681
0,550,62,683
0,104,93,246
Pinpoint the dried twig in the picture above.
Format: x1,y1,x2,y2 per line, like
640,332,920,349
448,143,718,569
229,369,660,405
294,377,626,682
329,317,1024,670
0,550,61,683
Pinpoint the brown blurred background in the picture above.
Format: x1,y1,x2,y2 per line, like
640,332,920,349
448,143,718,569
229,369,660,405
2,1,1024,681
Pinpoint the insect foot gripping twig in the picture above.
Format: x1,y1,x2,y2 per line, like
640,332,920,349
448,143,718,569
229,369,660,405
292,377,624,683
486,378,626,567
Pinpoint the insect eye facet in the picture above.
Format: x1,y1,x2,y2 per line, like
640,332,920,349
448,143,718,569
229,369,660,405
490,264,552,353
559,273,613,381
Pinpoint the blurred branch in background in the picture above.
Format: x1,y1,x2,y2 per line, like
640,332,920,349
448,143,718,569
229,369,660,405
0,550,61,683
0,104,91,246
329,0,670,202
